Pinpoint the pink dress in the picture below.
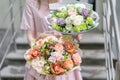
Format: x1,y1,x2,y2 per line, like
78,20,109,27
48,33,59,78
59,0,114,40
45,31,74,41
21,0,83,80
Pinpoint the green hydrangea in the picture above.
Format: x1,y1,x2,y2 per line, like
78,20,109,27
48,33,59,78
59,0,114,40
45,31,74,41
87,17,93,25
52,23,62,31
56,11,68,18
73,26,80,32
79,22,87,30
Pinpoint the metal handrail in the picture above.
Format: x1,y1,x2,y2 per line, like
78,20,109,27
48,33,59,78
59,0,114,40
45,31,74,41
0,18,15,50
0,0,23,79
0,0,16,28
109,0,120,79
109,0,120,60
103,0,120,80
0,31,17,69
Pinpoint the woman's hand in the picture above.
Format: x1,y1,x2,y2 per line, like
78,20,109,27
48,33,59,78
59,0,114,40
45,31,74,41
72,34,82,42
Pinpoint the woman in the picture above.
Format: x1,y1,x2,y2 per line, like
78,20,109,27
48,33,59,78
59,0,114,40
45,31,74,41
21,0,83,80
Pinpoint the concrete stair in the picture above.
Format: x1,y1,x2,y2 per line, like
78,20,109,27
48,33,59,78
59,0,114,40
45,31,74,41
0,65,106,80
0,29,107,80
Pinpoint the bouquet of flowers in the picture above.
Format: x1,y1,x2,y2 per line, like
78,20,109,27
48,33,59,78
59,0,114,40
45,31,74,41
24,34,82,76
46,3,99,35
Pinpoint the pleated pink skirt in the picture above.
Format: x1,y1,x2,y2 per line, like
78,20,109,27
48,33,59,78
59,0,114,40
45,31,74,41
24,63,83,80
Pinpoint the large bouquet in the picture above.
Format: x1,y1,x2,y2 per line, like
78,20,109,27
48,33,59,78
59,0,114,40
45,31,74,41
46,3,99,35
24,34,82,76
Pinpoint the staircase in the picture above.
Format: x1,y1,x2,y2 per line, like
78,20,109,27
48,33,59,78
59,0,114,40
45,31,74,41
0,29,107,80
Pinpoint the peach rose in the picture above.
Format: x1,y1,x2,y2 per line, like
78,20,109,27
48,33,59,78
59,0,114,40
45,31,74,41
29,48,41,59
54,43,63,52
36,39,44,48
63,60,73,69
72,53,82,65
64,41,75,54
50,62,64,74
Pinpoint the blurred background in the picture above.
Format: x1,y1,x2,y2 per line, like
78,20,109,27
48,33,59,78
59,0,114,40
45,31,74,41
0,0,120,80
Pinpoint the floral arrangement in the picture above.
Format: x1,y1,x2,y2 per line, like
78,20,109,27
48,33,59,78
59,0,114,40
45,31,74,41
46,3,99,34
24,34,82,76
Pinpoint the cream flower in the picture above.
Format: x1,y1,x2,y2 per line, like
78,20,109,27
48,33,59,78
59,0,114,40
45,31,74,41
43,36,59,42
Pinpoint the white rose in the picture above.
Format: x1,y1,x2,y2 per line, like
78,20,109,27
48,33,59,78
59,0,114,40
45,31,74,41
31,59,39,69
65,24,73,31
65,17,72,24
24,49,31,61
73,16,84,26
44,36,58,42
51,52,57,56
70,15,76,20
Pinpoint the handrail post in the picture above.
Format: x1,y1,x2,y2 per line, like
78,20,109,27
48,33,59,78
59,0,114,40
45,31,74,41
9,0,17,52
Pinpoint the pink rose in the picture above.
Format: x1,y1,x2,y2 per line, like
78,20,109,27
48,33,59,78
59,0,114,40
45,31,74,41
48,56,57,63
38,60,44,67
55,54,64,61
72,53,82,65
54,43,63,52
68,9,77,16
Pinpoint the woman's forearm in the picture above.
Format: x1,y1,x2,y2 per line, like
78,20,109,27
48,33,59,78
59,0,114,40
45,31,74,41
27,30,36,47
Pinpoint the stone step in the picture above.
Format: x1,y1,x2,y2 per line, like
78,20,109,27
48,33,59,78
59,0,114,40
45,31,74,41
80,32,104,44
0,65,25,78
6,50,26,60
16,30,104,49
6,49,105,66
6,49,105,60
81,49,105,66
81,66,107,80
0,65,107,80
15,33,28,45
82,49,105,59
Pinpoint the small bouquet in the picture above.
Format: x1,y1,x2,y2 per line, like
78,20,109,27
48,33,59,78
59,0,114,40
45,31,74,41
46,3,99,35
24,34,82,76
